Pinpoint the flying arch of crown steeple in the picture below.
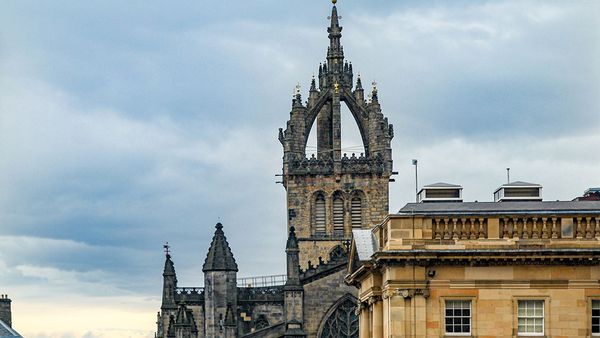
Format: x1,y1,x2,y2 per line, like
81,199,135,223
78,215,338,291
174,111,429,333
279,3,393,177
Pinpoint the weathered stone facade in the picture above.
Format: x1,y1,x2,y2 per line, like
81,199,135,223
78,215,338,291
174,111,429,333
155,3,393,338
347,201,600,337
279,3,393,271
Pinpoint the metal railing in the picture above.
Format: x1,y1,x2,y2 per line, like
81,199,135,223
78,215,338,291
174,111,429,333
237,274,287,288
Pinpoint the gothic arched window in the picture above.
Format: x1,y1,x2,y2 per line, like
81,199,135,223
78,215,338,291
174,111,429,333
314,194,326,236
319,296,359,338
351,196,362,229
254,315,269,330
333,195,344,237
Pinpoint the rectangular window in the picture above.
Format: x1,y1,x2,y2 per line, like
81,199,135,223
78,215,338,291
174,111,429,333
518,300,544,336
593,300,600,335
445,300,471,335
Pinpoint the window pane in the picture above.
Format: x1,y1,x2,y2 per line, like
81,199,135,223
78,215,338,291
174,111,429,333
518,300,544,335
593,301,600,334
445,300,471,334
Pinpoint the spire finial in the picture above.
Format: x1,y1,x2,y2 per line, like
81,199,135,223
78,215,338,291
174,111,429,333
332,0,337,4
163,242,170,256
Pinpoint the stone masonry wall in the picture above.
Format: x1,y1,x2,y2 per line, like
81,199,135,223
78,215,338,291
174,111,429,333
302,268,358,337
286,173,389,269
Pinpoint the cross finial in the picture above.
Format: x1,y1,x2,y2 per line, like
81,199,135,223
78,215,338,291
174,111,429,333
163,242,170,256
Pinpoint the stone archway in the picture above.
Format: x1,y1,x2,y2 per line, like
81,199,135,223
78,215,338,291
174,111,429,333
318,294,359,338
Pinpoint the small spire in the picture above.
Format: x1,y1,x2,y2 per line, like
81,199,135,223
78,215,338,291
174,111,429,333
356,73,363,90
310,76,317,91
163,244,176,277
202,222,238,272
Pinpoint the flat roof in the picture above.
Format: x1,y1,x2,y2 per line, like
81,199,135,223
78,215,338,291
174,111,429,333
397,201,600,216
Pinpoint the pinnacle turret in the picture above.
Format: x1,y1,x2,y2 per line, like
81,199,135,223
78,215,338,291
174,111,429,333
202,223,238,272
163,253,175,277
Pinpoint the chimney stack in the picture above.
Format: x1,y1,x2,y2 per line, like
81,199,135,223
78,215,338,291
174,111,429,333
0,294,12,327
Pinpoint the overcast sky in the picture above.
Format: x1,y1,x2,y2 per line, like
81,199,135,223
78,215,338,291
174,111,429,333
1,1,599,337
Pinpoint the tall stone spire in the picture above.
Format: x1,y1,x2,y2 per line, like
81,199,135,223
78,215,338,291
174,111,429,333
325,2,346,85
202,222,238,272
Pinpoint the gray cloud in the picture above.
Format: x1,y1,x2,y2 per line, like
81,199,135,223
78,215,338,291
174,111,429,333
0,1,598,337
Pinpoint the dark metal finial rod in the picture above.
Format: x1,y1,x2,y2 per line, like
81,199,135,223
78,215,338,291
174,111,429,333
412,159,418,203
163,242,170,255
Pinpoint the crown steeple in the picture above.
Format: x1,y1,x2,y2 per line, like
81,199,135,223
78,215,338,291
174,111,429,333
202,222,238,272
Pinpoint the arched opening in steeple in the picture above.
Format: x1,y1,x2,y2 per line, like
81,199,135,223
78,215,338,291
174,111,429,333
304,102,366,159
340,104,365,157
305,119,318,158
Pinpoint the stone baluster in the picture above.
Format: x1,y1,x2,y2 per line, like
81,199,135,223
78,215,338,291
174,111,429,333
541,218,549,239
585,217,592,239
594,217,600,238
515,217,523,238
452,218,459,239
478,218,486,239
551,217,559,239
509,218,516,238
576,217,584,238
461,218,468,239
531,217,539,239
512,218,519,239
433,219,441,240
470,218,477,239
523,218,530,239
502,218,509,238
443,218,451,240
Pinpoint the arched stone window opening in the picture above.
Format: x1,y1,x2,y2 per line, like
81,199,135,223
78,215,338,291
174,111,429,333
254,314,269,331
314,194,327,236
351,197,362,229
318,295,359,338
333,194,345,237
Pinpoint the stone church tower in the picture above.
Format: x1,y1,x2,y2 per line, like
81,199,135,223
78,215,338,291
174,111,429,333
278,3,394,269
155,3,394,338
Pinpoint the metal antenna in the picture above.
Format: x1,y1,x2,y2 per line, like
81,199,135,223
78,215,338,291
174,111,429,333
412,159,418,202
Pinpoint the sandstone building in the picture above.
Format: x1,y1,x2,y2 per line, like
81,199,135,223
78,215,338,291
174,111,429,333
154,2,393,337
347,183,600,337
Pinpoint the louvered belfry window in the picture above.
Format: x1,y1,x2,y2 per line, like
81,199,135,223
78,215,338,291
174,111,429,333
315,195,326,235
351,197,362,228
333,197,344,236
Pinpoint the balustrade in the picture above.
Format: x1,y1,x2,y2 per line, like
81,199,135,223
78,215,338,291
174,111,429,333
433,218,487,240
431,216,599,240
